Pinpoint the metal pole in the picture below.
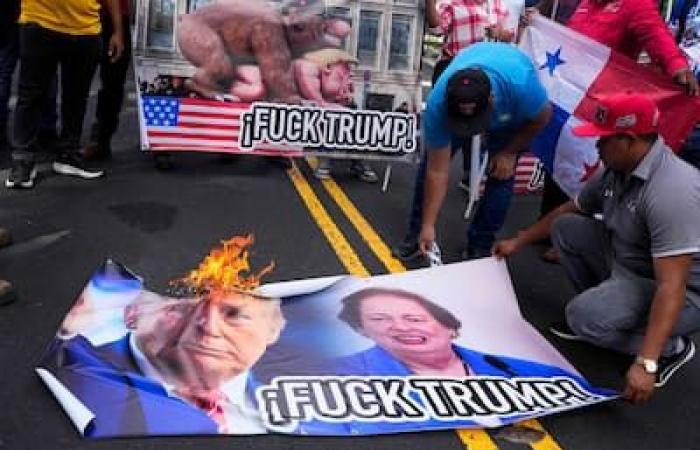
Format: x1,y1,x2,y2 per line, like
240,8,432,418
381,164,392,192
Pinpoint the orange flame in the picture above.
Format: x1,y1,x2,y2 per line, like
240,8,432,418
175,234,274,293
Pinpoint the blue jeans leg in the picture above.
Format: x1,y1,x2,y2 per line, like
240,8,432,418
404,138,464,243
466,171,516,254
466,131,517,254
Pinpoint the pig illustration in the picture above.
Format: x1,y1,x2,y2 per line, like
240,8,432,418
177,0,351,103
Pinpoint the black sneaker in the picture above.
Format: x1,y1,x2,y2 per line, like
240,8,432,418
656,337,695,387
53,153,104,179
391,240,422,262
549,321,585,341
5,160,37,189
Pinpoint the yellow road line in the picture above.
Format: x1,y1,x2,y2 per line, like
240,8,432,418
519,419,565,450
457,429,500,450
320,178,406,273
309,159,564,450
286,165,369,277
306,157,405,273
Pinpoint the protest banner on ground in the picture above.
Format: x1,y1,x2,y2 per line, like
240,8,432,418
37,238,615,438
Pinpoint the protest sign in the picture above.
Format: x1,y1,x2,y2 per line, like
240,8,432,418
38,250,615,437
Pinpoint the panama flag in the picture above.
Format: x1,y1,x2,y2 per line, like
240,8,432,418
520,16,700,197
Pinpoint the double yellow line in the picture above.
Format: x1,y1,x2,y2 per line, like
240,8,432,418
286,159,563,450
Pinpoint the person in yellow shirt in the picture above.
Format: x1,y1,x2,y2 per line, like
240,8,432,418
6,0,124,189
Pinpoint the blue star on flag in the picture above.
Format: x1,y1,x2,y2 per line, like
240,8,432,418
539,47,566,76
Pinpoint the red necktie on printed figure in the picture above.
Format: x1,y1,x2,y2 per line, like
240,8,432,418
176,388,228,432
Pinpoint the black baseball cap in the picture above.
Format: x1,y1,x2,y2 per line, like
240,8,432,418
446,68,492,138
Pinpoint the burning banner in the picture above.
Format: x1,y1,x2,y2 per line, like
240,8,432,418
133,0,420,161
37,237,615,437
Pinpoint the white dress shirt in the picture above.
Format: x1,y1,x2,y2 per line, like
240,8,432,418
129,334,267,434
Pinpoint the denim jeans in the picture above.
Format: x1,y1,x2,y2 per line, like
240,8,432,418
0,30,19,140
91,14,131,146
12,24,99,161
552,213,700,356
405,129,518,254
0,27,58,145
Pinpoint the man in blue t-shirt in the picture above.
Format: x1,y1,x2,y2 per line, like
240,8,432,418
403,42,552,259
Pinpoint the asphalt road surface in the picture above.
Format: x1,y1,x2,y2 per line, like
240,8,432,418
1,87,698,450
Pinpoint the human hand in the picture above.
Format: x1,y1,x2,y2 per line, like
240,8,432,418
520,7,539,27
486,24,514,42
108,32,125,63
492,237,523,259
489,151,517,180
623,364,656,404
673,68,699,96
418,225,436,256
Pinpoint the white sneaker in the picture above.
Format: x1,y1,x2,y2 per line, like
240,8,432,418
53,153,104,179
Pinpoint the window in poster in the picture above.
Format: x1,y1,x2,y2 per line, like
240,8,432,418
327,6,353,52
365,93,395,112
389,14,414,71
358,10,383,68
187,0,215,12
147,0,176,50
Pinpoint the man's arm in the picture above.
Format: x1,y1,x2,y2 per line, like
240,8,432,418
425,0,441,29
630,0,698,95
102,0,125,62
418,146,452,254
493,199,579,257
624,254,693,403
489,102,552,180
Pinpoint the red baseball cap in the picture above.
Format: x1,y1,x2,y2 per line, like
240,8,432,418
573,93,660,138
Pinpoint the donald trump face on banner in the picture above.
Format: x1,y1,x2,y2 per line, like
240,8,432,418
160,290,285,392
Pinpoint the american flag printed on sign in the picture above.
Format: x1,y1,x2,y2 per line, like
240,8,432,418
514,153,544,194
140,96,303,155
474,153,543,195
